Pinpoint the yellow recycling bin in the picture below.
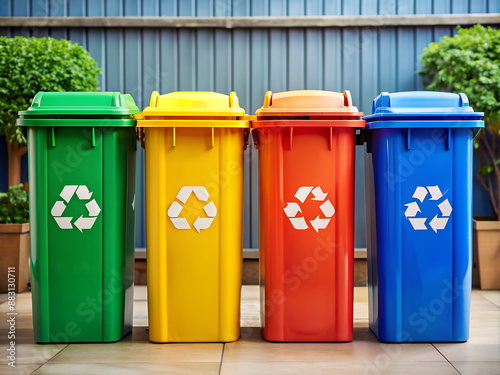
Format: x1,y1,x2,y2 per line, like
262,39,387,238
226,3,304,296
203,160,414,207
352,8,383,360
137,91,250,343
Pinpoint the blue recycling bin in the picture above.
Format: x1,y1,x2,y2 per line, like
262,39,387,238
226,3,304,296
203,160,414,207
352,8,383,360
364,91,484,342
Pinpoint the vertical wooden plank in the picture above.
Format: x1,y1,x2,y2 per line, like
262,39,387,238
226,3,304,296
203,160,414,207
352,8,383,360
178,29,195,91
342,28,360,97
250,0,267,16
160,0,177,15
232,29,251,247
305,28,323,89
124,29,141,110
178,0,194,16
124,0,140,16
451,0,468,13
13,0,29,16
415,0,432,14
342,0,360,15
325,0,341,15
288,0,305,16
342,28,365,248
362,0,377,14
68,0,85,16
105,0,122,16
214,0,230,16
196,0,213,16
142,29,160,107
142,0,159,16
415,27,433,90
398,0,414,14
249,29,267,248
396,27,415,92
87,28,105,90
31,0,49,16
87,0,104,16
434,26,453,42
105,28,123,92
360,28,378,115
470,0,487,12
32,27,49,38
196,29,214,91
214,29,232,94
68,29,87,47
160,29,178,93
379,0,397,14
288,28,305,90
324,28,341,92
270,0,286,15
232,0,250,16
49,28,68,39
378,27,396,93
433,0,450,13
0,28,11,36
488,0,499,12
0,1,10,16
49,0,67,16
306,0,322,15
123,28,145,247
269,29,287,92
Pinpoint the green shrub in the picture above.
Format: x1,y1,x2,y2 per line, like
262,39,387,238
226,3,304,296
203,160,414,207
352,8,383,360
0,36,101,144
420,25,500,219
0,184,29,224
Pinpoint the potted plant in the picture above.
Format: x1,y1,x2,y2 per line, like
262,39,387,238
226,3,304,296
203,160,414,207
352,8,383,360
420,25,500,289
0,36,101,186
0,37,100,292
0,184,30,292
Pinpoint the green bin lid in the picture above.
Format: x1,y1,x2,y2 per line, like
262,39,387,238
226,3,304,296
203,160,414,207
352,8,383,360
17,91,139,128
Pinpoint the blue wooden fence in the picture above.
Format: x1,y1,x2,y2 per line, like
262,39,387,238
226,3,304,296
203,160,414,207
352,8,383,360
1,0,497,248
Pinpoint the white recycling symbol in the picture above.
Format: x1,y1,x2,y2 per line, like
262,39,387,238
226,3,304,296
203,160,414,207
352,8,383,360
167,186,217,233
51,185,101,232
284,186,335,233
404,185,453,233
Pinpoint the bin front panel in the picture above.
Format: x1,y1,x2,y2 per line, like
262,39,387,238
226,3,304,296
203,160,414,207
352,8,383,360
29,126,136,343
46,127,104,342
368,126,473,342
146,126,243,343
259,126,355,342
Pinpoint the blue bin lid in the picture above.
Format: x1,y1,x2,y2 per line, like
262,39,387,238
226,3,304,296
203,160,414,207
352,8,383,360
364,91,484,129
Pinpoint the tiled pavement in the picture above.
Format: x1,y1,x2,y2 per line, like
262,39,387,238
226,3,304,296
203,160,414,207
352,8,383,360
1,286,499,374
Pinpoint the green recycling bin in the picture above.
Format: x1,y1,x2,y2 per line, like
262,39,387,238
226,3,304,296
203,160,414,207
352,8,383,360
17,92,139,343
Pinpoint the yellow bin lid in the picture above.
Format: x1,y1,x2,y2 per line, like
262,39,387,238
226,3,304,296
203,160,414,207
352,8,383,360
141,91,246,117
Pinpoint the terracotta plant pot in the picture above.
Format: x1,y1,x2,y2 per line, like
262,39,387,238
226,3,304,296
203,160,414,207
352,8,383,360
473,217,500,290
0,223,30,293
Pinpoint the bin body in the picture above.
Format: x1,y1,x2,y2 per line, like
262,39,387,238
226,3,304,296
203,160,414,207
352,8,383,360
364,91,484,342
138,91,249,343
253,90,365,342
17,92,138,343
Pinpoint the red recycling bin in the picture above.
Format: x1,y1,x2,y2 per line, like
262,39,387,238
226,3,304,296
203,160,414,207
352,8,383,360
252,90,365,342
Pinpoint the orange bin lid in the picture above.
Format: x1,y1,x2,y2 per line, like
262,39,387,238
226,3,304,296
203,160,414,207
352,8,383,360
255,90,363,118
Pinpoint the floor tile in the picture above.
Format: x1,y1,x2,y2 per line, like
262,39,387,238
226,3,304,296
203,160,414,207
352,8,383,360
470,291,500,312
34,362,220,375
0,340,66,366
1,364,41,375
467,326,500,345
133,285,148,301
434,343,500,362
451,361,500,375
50,339,223,364
478,291,500,309
222,327,445,363
470,310,500,327
133,300,148,328
220,361,458,375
